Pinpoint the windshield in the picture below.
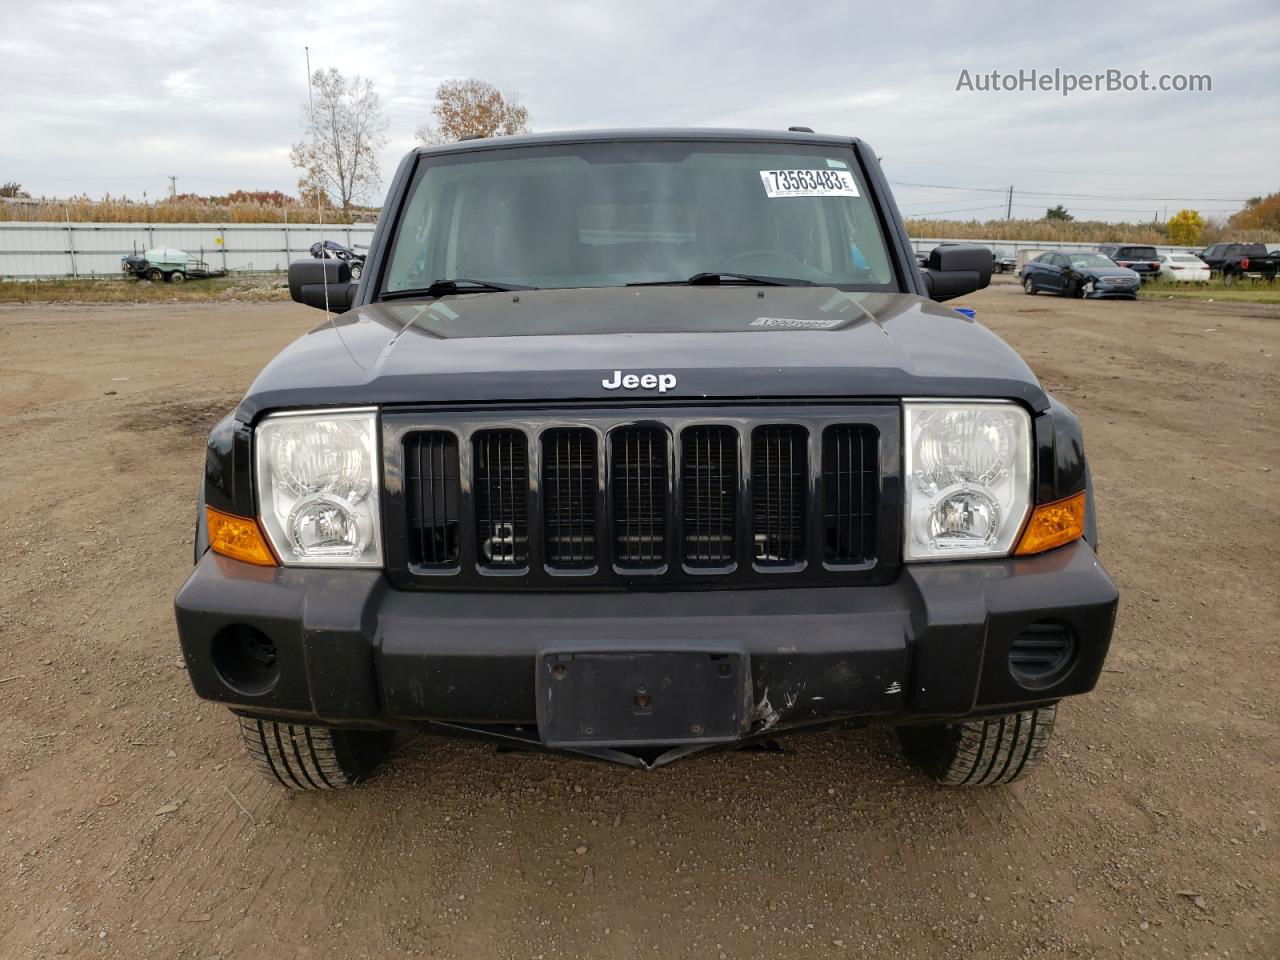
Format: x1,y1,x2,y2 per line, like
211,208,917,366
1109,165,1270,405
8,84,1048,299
1069,254,1116,268
383,140,896,294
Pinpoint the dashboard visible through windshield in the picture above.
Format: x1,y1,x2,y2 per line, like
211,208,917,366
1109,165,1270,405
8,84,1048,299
381,140,897,296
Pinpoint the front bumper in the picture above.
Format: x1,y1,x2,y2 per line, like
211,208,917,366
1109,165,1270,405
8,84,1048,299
1086,281,1139,299
175,541,1119,752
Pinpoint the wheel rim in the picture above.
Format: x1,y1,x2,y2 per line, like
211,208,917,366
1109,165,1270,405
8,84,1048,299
1024,278,1034,293
171,272,185,283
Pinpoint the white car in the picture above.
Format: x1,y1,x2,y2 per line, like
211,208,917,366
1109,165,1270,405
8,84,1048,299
1157,253,1210,283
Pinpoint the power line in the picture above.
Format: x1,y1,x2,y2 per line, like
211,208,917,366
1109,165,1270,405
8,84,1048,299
1013,188,1250,202
889,179,1253,203
905,204,1009,218
906,161,1277,181
891,180,1010,194
1012,203,1239,214
897,194,999,206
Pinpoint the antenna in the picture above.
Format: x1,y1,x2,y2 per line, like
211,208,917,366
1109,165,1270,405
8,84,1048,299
305,46,331,322
168,175,178,198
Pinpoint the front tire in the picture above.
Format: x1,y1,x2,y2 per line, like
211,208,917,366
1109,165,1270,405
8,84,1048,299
1023,277,1037,295
349,261,363,280
238,716,395,790
896,705,1057,786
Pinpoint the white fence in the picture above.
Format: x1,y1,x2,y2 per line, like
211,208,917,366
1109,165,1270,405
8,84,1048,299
909,237,1200,258
0,221,378,279
0,222,1204,280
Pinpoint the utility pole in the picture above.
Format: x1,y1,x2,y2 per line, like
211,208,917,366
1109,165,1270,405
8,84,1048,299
1006,185,1013,220
168,175,178,198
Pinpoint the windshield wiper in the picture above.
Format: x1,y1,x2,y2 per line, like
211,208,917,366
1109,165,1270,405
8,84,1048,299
382,278,533,299
628,272,814,287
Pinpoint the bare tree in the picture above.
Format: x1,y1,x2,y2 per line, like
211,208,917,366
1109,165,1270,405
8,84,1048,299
415,79,531,144
291,68,388,211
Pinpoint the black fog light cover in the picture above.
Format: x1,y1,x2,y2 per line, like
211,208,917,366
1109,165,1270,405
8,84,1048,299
211,624,281,696
1008,621,1076,689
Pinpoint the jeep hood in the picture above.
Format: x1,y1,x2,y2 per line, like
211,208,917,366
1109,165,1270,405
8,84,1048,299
237,287,1046,421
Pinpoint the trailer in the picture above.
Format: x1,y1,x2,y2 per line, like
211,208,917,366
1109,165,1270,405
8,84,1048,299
121,247,228,283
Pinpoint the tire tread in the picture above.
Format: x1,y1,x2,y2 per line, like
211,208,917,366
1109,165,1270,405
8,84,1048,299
237,716,385,791
901,705,1057,787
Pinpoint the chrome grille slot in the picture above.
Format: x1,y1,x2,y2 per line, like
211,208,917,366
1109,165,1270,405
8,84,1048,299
751,425,807,564
681,426,737,566
403,432,461,566
822,425,878,563
611,427,667,567
473,429,529,567
543,429,598,568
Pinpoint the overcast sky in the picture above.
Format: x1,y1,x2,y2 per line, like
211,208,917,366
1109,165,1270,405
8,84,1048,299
3,0,1277,222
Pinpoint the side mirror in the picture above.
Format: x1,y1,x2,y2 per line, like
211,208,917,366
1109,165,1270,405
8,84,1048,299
920,244,993,302
288,259,356,312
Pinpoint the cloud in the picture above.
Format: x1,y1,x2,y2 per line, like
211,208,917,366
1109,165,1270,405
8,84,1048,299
3,0,1276,219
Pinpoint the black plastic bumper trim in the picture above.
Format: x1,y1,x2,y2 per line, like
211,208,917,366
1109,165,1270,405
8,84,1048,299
174,541,1118,736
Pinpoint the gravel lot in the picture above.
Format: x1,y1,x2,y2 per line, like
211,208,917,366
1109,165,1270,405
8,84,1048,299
1,282,1276,959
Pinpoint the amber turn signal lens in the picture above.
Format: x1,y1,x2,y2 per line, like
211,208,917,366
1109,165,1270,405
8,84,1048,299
206,507,278,566
1014,491,1086,556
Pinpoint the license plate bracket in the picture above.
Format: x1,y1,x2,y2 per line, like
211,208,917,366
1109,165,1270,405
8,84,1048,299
537,651,750,748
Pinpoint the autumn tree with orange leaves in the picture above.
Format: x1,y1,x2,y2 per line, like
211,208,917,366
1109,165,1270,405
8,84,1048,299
415,79,531,144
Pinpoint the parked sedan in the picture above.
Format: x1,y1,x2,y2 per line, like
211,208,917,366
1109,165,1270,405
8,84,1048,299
1157,253,1210,283
1021,251,1140,299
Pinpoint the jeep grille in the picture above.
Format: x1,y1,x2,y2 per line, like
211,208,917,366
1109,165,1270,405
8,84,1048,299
389,405,897,591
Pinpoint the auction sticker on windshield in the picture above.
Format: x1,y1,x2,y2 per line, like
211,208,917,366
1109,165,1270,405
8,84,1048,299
760,169,859,198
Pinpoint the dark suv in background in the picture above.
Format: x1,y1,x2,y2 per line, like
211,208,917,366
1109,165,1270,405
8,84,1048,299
1095,244,1161,282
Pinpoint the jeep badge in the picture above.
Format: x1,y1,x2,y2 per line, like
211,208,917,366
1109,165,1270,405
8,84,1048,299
601,370,677,393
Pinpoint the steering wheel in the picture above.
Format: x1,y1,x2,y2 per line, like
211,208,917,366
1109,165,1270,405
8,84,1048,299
717,249,807,271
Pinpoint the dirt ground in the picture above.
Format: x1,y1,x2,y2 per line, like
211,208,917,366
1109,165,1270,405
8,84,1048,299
1,280,1277,959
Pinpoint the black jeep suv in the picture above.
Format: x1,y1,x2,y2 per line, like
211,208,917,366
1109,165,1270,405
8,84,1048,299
176,129,1118,789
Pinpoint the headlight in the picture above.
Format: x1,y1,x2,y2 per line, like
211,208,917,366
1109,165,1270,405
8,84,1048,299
903,401,1031,561
254,409,382,566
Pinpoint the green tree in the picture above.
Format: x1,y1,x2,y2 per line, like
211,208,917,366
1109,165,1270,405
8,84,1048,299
1,181,32,199
1044,205,1073,221
1166,209,1204,246
416,79,531,144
